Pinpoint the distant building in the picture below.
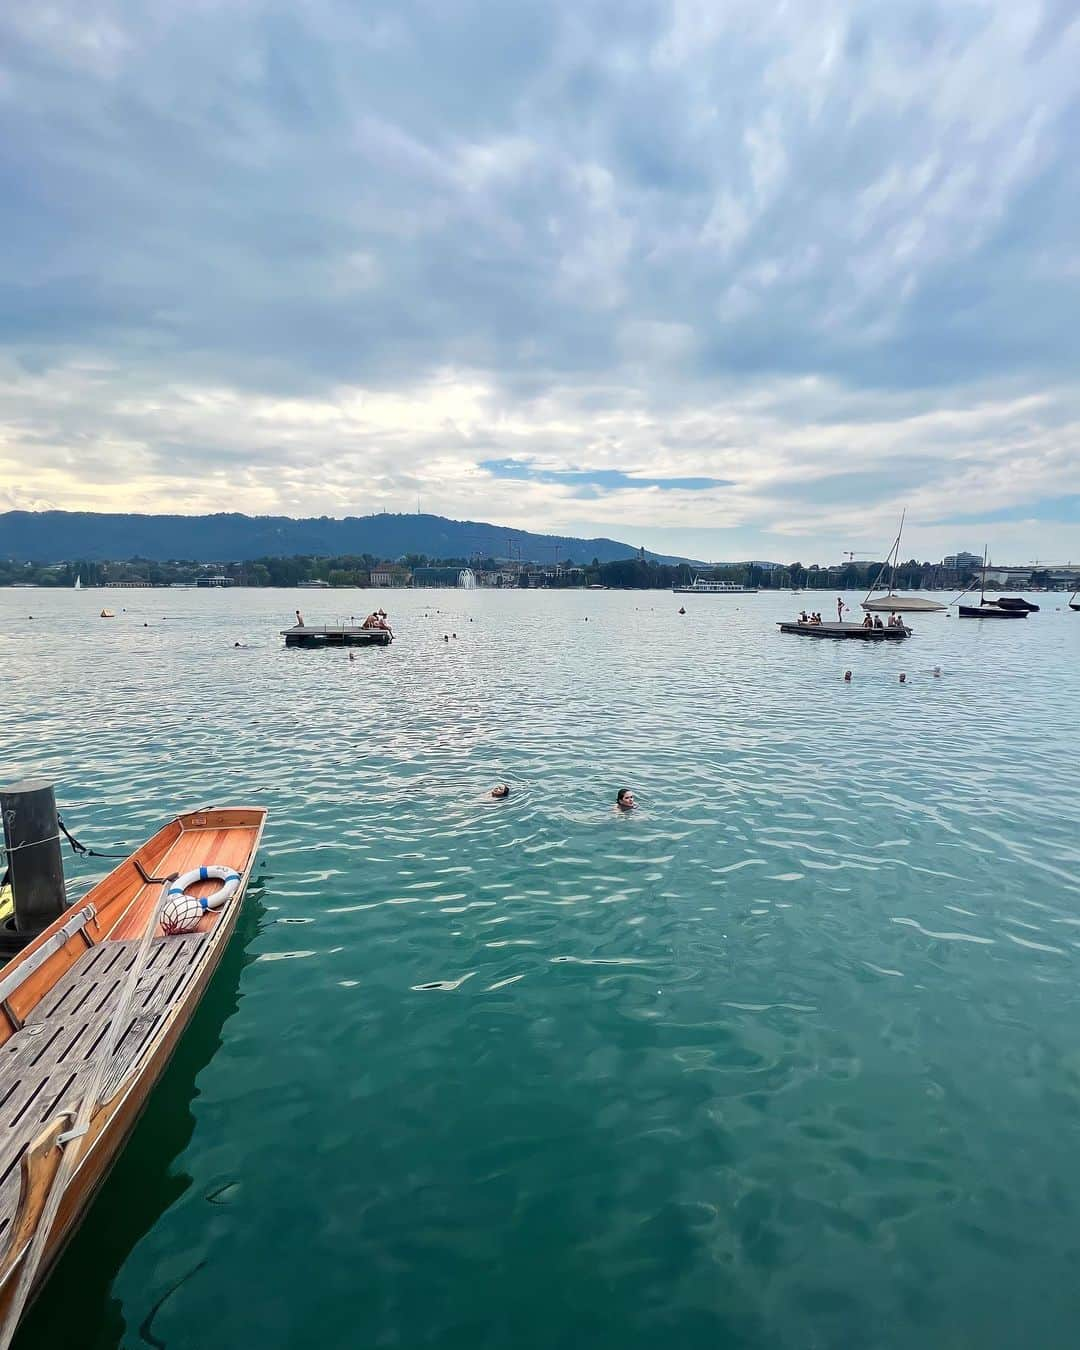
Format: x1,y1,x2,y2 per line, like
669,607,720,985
943,551,982,570
370,565,411,587
411,566,460,587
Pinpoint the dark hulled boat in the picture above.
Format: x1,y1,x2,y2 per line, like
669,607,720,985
958,604,1027,619
958,549,1029,620
986,596,1039,612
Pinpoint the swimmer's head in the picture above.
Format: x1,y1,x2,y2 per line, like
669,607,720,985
843,670,852,681
616,788,636,810
490,784,510,799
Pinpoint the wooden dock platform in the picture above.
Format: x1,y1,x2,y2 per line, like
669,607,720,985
778,621,910,641
282,625,392,648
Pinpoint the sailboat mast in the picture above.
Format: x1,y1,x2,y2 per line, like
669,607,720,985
981,545,988,605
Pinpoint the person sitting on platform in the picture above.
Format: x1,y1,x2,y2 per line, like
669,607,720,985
361,611,382,630
862,613,874,628
873,615,884,629
799,610,809,623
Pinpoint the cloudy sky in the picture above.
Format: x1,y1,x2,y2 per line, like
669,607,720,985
2,0,1078,563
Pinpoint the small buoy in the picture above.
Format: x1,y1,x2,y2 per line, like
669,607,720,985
933,666,942,677
678,607,686,615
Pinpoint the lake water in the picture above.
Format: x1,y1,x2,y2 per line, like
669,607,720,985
3,586,1080,1350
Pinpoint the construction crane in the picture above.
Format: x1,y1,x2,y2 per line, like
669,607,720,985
843,551,878,561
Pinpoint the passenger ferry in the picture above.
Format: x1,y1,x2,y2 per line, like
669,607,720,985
673,575,759,595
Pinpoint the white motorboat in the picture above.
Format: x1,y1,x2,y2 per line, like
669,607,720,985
673,575,758,595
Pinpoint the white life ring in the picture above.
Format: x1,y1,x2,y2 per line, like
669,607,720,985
167,864,242,913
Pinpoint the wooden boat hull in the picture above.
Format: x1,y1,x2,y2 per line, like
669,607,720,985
958,605,1027,618
778,622,910,640
0,807,266,1332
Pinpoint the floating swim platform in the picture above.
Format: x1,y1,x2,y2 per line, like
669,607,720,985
778,621,910,641
282,625,392,648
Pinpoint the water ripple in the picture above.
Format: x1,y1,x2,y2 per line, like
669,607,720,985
5,587,1080,1350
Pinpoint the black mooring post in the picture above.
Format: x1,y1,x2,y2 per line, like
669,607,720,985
1,780,67,936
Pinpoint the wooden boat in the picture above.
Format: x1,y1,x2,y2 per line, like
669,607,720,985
778,621,910,640
0,806,266,1342
282,623,392,647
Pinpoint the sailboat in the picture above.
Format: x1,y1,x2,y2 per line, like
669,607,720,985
1069,589,1079,612
73,576,82,590
958,548,1028,619
860,512,946,612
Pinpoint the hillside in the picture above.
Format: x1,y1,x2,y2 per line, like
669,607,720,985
0,511,697,566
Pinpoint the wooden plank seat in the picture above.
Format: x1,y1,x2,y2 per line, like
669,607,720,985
0,934,210,1246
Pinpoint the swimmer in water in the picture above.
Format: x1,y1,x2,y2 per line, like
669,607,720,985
616,788,636,811
899,672,907,683
844,670,852,681
490,784,510,799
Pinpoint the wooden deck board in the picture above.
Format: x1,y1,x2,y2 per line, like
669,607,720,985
0,933,210,1236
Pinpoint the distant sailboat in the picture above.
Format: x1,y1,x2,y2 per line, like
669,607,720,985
73,575,82,590
958,548,1028,619
1069,588,1079,612
860,512,946,613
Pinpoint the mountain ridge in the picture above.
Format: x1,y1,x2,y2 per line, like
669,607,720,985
0,510,703,566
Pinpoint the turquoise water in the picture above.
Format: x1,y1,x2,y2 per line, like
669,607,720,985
3,586,1080,1349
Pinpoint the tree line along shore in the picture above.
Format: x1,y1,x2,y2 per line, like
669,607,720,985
0,552,1000,592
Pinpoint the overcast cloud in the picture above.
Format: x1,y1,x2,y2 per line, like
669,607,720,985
1,0,1078,562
